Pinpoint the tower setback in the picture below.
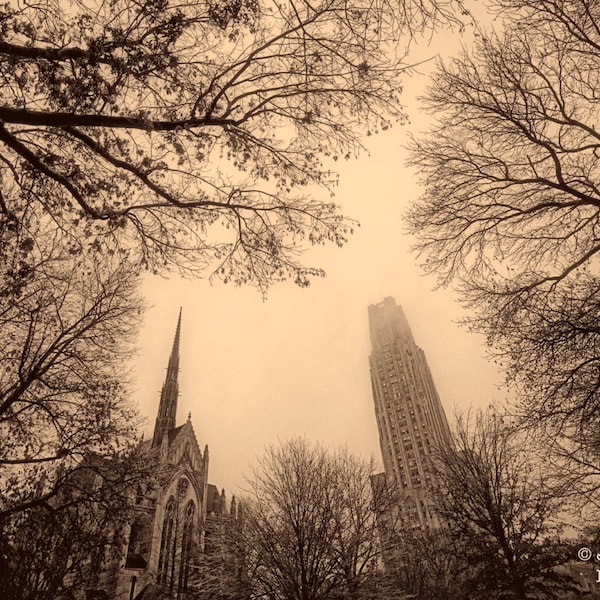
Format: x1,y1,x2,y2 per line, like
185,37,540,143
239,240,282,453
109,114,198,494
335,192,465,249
368,297,452,529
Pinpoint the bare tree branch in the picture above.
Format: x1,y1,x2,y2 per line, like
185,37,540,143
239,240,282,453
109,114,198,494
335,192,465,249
408,1,600,465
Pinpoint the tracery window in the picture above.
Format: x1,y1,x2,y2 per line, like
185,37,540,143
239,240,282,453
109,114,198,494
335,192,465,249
178,500,196,593
156,479,197,593
177,477,189,497
157,497,177,588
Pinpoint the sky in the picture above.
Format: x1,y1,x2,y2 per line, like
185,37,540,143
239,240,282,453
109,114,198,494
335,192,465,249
130,9,505,496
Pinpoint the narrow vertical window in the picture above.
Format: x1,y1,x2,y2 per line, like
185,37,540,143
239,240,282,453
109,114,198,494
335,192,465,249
178,500,195,593
157,497,176,587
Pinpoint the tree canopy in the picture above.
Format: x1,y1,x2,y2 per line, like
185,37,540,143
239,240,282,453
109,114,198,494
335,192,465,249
243,438,401,600
0,243,144,520
0,0,459,291
408,0,600,456
433,410,574,600
0,447,156,600
0,235,167,598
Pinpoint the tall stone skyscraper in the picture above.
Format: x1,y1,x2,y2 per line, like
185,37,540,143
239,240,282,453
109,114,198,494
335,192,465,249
368,297,452,529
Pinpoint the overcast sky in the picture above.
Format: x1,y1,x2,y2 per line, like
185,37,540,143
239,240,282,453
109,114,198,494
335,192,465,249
130,11,505,496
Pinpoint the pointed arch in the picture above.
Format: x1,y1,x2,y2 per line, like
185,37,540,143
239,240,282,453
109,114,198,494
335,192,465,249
157,496,177,589
178,500,196,593
402,494,420,526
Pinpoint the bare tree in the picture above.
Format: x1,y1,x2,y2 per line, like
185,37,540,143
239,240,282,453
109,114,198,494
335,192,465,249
0,216,145,520
433,410,574,600
0,448,160,600
0,0,464,292
0,238,155,594
386,528,468,600
408,0,600,463
242,438,401,600
188,507,249,600
0,149,167,600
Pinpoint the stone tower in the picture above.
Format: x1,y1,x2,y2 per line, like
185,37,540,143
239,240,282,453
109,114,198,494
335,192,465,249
69,310,243,600
368,297,452,529
113,310,212,599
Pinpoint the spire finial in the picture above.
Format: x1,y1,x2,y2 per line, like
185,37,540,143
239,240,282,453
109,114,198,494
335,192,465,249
172,307,182,356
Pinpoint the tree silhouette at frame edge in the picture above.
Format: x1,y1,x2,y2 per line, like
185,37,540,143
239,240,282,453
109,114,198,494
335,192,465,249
408,0,600,480
0,0,467,293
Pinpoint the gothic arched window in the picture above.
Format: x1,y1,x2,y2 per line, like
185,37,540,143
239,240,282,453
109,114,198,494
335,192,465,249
157,497,176,588
177,477,189,497
178,500,196,593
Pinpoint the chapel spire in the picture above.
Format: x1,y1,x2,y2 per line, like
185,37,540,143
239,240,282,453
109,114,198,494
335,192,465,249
152,308,182,447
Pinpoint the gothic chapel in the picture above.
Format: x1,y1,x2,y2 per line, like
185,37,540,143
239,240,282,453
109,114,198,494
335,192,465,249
104,310,236,600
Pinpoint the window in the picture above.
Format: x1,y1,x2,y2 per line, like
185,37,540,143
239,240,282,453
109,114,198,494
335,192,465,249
157,497,176,588
158,494,197,593
126,520,149,564
177,477,189,497
178,501,195,593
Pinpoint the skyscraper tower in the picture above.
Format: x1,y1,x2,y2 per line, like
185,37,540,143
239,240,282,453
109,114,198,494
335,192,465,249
368,297,452,529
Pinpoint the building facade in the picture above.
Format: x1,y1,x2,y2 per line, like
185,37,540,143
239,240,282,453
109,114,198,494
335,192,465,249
368,297,452,530
100,310,240,600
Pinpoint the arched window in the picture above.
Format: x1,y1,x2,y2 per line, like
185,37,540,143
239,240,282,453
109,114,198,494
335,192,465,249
178,500,195,593
403,495,421,528
125,520,148,569
177,477,189,497
157,497,176,588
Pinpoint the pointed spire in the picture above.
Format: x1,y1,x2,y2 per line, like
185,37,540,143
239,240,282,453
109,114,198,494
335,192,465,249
169,307,182,371
152,308,183,447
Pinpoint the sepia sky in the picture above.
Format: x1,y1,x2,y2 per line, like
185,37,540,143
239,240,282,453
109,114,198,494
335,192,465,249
131,12,505,496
